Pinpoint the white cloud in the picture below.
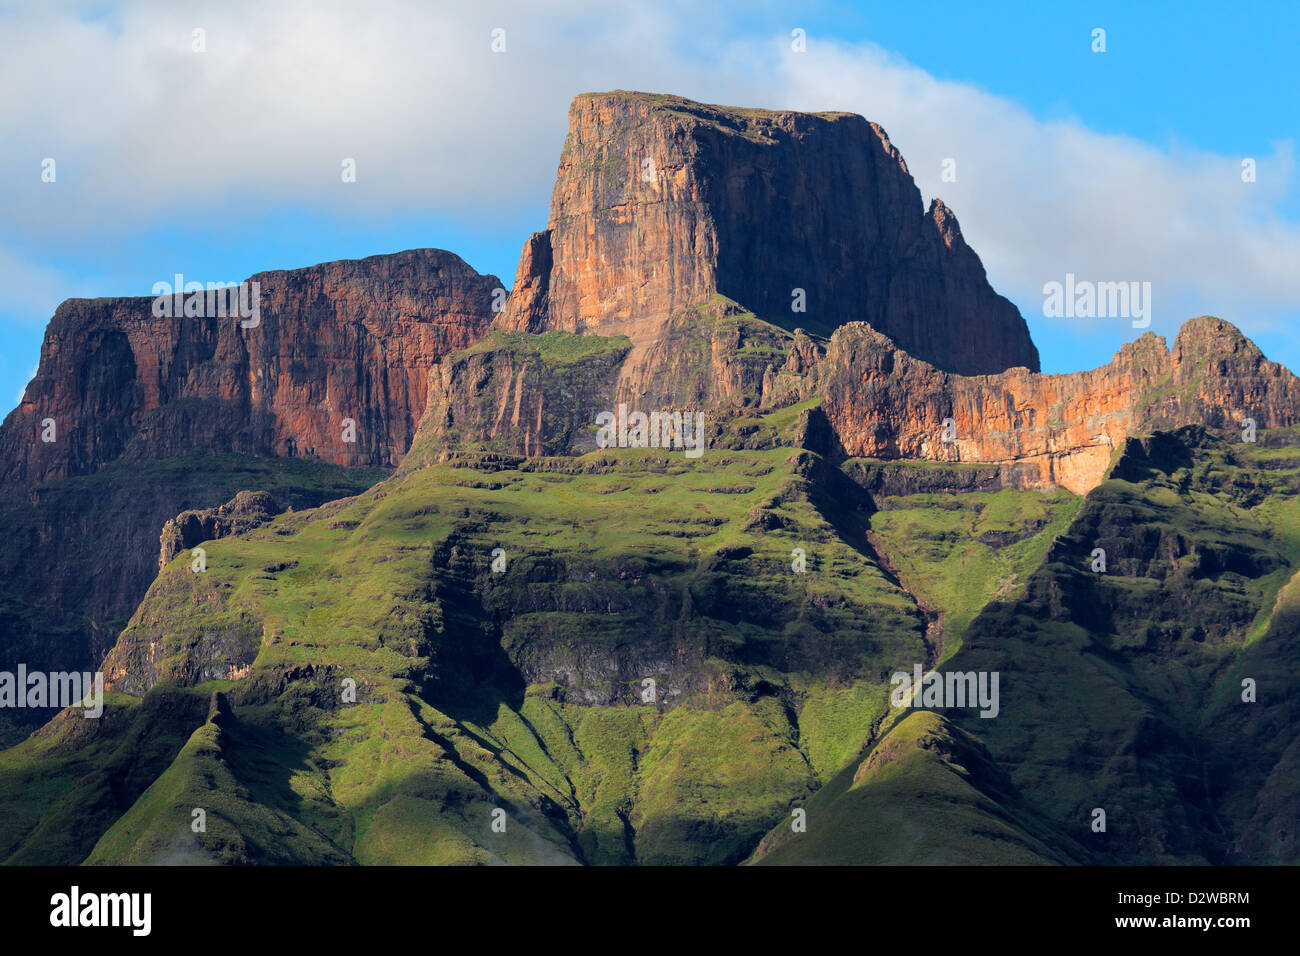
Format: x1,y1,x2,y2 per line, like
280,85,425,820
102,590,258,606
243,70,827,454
0,0,1296,349
765,42,1300,339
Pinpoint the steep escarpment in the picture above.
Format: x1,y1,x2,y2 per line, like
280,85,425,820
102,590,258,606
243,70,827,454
1,248,502,486
817,316,1300,493
408,297,820,465
0,250,498,739
420,309,1300,495
478,93,1298,495
402,330,633,467
7,88,1300,870
497,91,1039,378
0,456,386,745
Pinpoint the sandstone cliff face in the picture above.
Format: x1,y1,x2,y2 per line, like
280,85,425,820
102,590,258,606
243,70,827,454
498,91,1039,378
421,308,1300,496
815,325,1158,494
401,331,633,468
0,249,502,485
410,297,824,467
816,316,1300,493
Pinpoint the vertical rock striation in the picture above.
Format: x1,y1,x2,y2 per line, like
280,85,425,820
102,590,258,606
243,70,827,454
498,91,1039,377
0,249,503,485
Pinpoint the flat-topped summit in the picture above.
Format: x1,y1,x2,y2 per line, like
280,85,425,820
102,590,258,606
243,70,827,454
568,89,863,128
0,249,502,486
500,90,1039,376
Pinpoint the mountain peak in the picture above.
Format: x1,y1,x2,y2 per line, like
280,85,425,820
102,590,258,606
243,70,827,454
1173,315,1260,361
500,91,1039,375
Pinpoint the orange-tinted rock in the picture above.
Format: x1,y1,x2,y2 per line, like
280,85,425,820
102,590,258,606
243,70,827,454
815,316,1300,493
497,231,552,335
499,91,1039,377
0,249,502,485
423,310,1300,497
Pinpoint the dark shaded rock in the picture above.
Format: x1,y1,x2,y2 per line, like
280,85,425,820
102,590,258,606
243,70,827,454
500,91,1039,378
1,249,503,486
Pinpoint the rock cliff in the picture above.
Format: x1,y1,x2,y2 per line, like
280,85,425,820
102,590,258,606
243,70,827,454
419,310,1300,495
815,316,1300,492
0,249,503,485
497,91,1039,378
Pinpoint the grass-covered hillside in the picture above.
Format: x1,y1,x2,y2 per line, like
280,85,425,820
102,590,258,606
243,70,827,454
0,454,388,746
3,409,1294,866
752,426,1300,865
0,410,1077,865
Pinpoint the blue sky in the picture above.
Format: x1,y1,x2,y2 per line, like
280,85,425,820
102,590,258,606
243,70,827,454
2,0,1297,407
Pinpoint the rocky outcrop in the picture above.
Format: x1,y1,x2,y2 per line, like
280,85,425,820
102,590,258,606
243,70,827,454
419,310,1300,496
498,91,1039,379
816,316,1300,493
499,231,552,335
158,490,283,571
0,249,503,486
401,331,633,468
1148,315,1300,430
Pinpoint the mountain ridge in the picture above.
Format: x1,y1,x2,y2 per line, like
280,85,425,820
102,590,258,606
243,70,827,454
1,91,1298,867
497,90,1040,378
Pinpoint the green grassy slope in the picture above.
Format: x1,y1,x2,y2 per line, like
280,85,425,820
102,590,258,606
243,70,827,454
4,410,1292,866
751,711,1083,865
0,454,388,745
0,423,1078,865
935,427,1300,863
